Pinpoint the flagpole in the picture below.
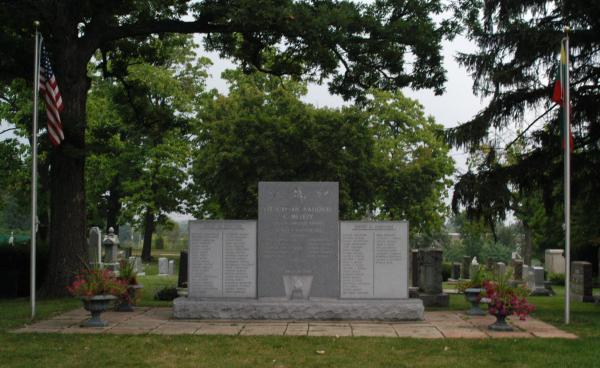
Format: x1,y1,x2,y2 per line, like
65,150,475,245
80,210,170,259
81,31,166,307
31,21,41,320
563,32,571,325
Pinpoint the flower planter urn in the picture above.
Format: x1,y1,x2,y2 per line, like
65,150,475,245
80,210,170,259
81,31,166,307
464,288,486,316
488,312,514,331
81,295,117,327
115,284,143,312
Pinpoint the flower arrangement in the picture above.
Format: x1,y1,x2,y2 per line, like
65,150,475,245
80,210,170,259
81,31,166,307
68,266,127,298
482,278,535,320
117,259,137,285
457,266,489,293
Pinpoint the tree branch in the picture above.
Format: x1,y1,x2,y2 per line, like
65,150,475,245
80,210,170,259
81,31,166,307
0,127,17,136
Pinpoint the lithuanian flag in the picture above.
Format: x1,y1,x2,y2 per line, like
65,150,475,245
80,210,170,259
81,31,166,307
551,42,574,151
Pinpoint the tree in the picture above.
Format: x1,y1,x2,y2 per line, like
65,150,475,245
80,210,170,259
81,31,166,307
1,0,453,295
87,34,206,261
447,0,600,262
191,71,454,238
191,70,377,219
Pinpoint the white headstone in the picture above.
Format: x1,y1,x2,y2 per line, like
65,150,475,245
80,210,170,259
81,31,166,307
545,249,566,274
340,221,408,299
88,227,101,264
158,257,169,276
168,260,175,275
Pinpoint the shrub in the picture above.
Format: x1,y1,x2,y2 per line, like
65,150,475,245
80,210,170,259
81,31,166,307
549,272,565,286
0,242,49,297
154,286,178,301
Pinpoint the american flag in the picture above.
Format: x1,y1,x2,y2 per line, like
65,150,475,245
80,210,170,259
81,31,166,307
39,43,64,146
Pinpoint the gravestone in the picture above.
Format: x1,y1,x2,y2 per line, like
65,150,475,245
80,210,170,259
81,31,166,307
451,262,461,280
570,261,594,302
461,256,470,279
102,227,119,264
178,251,188,288
158,257,169,276
168,260,175,275
411,249,420,287
496,262,506,278
88,227,101,264
545,249,565,274
512,259,524,281
340,221,408,298
258,182,339,298
188,220,256,298
530,266,551,296
417,248,449,307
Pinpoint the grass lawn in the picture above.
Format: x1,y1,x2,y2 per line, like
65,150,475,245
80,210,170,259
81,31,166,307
1,278,599,367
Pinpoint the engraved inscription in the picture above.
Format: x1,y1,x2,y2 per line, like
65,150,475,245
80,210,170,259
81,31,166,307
188,221,256,298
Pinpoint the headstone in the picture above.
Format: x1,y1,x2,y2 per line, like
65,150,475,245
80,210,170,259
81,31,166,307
496,262,506,278
168,260,175,275
188,220,256,298
258,182,339,298
512,259,524,281
178,250,188,288
88,227,101,264
461,256,470,279
451,262,461,280
411,249,420,287
530,266,551,296
545,249,566,274
570,261,594,302
158,257,169,276
525,266,534,290
417,248,449,307
340,221,408,299
102,227,119,264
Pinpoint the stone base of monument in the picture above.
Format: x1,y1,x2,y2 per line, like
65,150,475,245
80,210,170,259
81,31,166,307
173,297,424,321
530,287,552,297
417,293,449,308
408,287,420,298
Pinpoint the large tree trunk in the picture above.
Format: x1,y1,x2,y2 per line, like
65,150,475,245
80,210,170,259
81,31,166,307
39,44,90,297
141,209,155,262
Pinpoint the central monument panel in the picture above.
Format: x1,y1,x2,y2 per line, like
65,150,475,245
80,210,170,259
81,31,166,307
258,182,339,298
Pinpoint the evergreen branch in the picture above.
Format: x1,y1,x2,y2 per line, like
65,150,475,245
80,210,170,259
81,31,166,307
504,104,558,152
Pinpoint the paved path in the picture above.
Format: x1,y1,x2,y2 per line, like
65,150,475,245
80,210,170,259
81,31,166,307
14,308,576,338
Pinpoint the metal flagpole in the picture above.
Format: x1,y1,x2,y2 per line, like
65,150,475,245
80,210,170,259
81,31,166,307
563,33,571,325
31,21,41,320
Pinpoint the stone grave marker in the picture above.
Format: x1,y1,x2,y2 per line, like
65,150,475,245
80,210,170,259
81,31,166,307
88,227,101,264
530,266,551,296
512,259,524,281
188,220,256,298
545,249,566,274
168,260,175,275
570,261,594,302
258,182,339,298
451,262,461,280
417,248,449,307
158,257,169,276
102,227,119,264
340,221,408,298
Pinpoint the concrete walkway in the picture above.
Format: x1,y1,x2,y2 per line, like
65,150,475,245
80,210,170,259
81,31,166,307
14,308,577,339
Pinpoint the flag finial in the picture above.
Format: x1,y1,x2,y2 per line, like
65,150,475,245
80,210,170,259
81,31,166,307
33,20,40,27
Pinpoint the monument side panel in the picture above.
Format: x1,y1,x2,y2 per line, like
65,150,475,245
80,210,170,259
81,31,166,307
258,182,339,298
188,220,256,298
340,221,408,299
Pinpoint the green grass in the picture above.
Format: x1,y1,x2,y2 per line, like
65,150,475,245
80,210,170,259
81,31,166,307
1,285,599,367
